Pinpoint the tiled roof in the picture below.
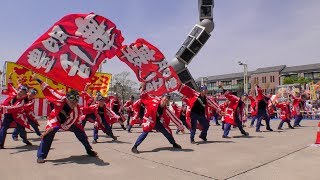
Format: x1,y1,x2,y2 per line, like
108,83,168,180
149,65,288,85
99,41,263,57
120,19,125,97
282,63,320,74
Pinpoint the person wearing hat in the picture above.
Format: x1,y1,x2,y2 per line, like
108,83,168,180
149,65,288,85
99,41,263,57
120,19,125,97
33,77,97,163
131,91,182,154
12,88,42,141
0,73,32,149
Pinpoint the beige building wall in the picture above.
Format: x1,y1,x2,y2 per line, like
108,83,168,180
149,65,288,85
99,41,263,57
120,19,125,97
250,72,280,94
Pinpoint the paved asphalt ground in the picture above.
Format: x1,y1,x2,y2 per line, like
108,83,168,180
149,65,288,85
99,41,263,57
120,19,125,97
0,119,320,180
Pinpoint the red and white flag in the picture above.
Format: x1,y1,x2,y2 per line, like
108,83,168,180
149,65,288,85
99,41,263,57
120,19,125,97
16,13,124,91
117,38,181,96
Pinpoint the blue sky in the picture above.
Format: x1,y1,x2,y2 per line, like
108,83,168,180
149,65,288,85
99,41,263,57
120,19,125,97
1,0,320,80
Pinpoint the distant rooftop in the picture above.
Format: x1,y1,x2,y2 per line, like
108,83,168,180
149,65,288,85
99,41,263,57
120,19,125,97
282,63,320,74
196,63,320,82
251,65,286,74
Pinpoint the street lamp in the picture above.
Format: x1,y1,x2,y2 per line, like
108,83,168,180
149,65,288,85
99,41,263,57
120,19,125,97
238,61,249,118
238,61,248,95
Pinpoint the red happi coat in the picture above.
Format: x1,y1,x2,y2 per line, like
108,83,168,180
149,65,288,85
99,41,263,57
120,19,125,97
81,91,94,107
276,102,291,121
248,95,257,117
291,96,302,117
23,98,40,126
178,84,219,118
255,85,269,114
1,79,30,129
181,96,203,130
206,96,219,120
124,99,134,116
224,92,243,126
130,99,144,125
171,102,180,117
109,96,125,122
140,91,183,133
82,104,120,131
219,101,228,122
267,101,275,117
40,83,83,131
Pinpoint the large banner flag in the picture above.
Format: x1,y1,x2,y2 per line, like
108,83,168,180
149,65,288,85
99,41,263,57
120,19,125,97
117,38,181,96
16,13,124,91
5,61,112,98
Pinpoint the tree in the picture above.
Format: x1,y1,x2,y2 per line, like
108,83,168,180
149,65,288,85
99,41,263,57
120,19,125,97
110,71,138,103
283,76,312,86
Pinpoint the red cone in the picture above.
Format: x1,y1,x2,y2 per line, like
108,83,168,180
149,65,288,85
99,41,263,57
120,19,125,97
315,122,320,144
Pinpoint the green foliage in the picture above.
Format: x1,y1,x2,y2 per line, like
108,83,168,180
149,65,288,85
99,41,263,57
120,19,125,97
283,76,312,85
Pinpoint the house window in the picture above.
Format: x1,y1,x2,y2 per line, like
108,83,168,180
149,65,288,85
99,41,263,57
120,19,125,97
304,73,313,79
237,79,244,84
270,76,275,83
262,77,266,83
314,72,320,79
222,81,231,86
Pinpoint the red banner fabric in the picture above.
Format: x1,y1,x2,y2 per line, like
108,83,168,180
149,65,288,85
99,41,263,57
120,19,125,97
117,38,181,96
16,13,124,91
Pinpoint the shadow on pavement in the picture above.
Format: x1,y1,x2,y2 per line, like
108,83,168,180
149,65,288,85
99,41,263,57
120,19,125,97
139,147,194,153
8,145,39,154
232,135,264,138
196,140,234,145
99,140,131,144
46,155,109,166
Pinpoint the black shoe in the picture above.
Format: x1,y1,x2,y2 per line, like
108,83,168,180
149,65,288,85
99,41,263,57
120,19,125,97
131,146,139,154
111,135,117,141
0,144,4,149
92,140,97,144
121,125,126,130
199,135,207,141
256,130,261,132
278,128,283,130
23,140,32,146
173,143,182,149
13,137,18,141
267,128,273,131
242,132,249,137
289,126,294,129
37,158,45,163
175,130,179,134
222,135,230,138
87,150,98,157
190,139,196,144
216,123,221,126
